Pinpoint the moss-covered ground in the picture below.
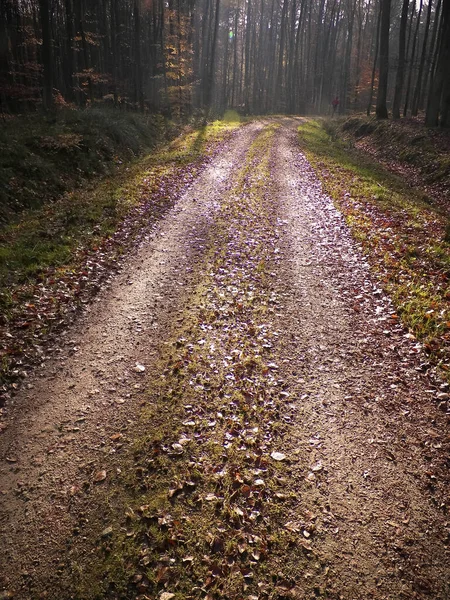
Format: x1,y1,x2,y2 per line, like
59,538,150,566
61,124,321,600
0,117,241,387
297,118,450,382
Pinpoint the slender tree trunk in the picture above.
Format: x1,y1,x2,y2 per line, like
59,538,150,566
340,0,356,113
110,0,119,105
133,0,144,112
353,0,364,109
39,0,53,111
160,0,171,116
367,3,381,115
221,6,230,113
243,0,252,113
403,0,423,116
276,0,289,111
412,0,433,115
205,0,220,114
421,0,441,110
426,0,450,126
376,0,391,118
318,0,338,113
312,0,326,110
231,5,239,107
63,0,75,101
392,0,409,118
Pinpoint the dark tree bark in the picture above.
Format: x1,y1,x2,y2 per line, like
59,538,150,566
204,0,220,112
39,0,53,111
230,4,240,107
367,3,381,115
403,0,423,116
392,0,409,118
275,0,289,111
426,0,450,126
412,0,433,115
243,0,252,113
220,6,231,113
376,0,391,118
339,0,357,113
134,0,144,111
63,0,75,102
421,0,441,111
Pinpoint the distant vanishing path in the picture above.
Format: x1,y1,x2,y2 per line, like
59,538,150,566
0,119,449,600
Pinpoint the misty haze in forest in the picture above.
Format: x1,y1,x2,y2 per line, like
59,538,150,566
1,0,449,124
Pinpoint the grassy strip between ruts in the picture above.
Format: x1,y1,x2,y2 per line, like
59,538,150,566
68,124,321,599
0,119,241,391
297,119,450,384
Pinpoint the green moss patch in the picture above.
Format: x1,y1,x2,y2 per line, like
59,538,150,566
298,119,450,381
67,125,318,600
0,119,241,388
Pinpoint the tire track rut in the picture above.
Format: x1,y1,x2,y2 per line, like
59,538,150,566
272,121,450,599
0,122,265,596
0,118,449,600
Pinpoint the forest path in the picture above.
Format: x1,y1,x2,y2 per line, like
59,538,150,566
0,119,449,599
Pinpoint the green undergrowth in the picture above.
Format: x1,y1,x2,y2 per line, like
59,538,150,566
334,115,450,190
298,119,450,380
0,108,179,224
69,125,322,599
0,119,239,303
0,117,241,387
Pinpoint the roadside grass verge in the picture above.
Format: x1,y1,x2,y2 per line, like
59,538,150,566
332,115,450,196
298,119,450,382
68,125,321,600
0,119,241,391
0,108,178,224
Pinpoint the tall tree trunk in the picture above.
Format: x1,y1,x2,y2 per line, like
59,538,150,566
243,0,252,113
111,0,119,105
352,0,365,109
275,0,289,111
392,0,409,118
231,4,239,107
403,0,423,116
221,6,231,113
376,0,391,118
205,0,220,113
64,0,75,102
159,0,170,115
340,0,356,113
134,0,144,111
0,1,11,112
39,0,53,111
367,3,381,115
412,0,433,115
421,0,441,111
426,0,450,126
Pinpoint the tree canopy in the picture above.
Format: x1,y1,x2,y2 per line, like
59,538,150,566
1,0,449,125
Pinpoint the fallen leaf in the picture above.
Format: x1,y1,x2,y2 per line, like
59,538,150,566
94,470,107,483
101,526,113,538
170,443,184,455
271,451,286,461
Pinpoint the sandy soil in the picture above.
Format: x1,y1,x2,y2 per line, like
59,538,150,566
0,119,449,599
272,123,449,598
0,122,265,596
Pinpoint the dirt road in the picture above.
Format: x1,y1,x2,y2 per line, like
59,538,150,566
0,119,449,599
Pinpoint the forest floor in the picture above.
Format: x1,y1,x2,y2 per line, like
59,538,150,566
0,118,449,600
